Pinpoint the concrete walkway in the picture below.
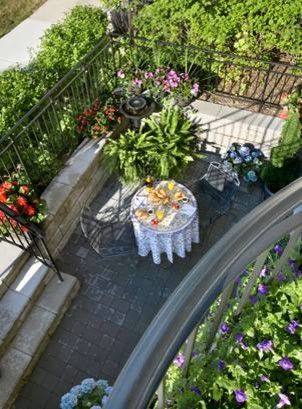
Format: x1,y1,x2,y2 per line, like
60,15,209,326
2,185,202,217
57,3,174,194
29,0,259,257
0,0,99,72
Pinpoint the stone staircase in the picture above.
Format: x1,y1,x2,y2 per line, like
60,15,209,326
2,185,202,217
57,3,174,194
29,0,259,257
0,243,80,408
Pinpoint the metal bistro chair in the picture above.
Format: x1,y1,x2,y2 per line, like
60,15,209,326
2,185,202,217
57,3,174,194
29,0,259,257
199,161,240,223
80,204,135,258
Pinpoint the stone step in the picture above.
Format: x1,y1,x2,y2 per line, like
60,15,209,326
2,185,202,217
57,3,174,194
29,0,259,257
0,242,30,299
0,258,54,358
0,272,80,409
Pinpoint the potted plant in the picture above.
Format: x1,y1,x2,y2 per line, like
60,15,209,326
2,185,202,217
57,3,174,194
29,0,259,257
0,179,46,235
104,105,202,182
221,143,265,184
261,91,302,195
60,378,112,409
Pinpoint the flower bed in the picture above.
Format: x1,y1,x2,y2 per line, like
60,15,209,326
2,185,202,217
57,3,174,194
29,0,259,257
165,242,302,408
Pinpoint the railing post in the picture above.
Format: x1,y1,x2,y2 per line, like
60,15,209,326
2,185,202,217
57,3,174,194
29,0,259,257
204,280,235,351
182,326,198,377
235,249,269,316
156,378,166,409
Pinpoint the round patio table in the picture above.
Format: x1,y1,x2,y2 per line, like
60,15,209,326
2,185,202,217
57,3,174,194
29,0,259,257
130,181,200,264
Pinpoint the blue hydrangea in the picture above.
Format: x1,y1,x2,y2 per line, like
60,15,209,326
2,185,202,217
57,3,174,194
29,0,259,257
60,393,78,409
70,385,83,397
102,395,110,406
233,157,243,164
239,146,250,156
96,379,109,390
80,378,96,394
244,171,257,183
105,386,113,395
230,151,237,159
244,155,252,162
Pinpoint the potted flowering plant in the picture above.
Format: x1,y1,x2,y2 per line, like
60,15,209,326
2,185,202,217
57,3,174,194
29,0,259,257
60,378,112,409
76,97,122,139
0,179,46,235
221,143,264,183
115,66,199,105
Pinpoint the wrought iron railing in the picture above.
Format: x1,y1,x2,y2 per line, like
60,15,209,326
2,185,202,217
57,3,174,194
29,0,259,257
105,177,302,408
0,203,63,281
0,35,301,191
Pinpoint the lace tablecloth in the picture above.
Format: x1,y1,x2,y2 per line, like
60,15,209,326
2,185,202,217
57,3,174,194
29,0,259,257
130,181,200,264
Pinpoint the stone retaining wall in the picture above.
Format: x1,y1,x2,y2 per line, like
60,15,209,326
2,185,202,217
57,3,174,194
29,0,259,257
41,137,109,255
190,100,283,157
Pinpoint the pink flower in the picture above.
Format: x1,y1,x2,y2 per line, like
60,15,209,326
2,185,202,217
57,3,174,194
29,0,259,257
144,71,154,79
117,70,125,79
132,79,143,87
190,83,199,96
277,393,291,408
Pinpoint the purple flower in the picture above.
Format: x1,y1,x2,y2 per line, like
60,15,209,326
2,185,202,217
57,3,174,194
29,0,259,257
117,69,125,78
277,393,291,407
260,375,269,382
173,353,185,368
192,351,199,358
274,244,283,255
218,359,225,370
257,340,273,352
258,284,268,295
234,389,247,404
235,333,244,343
259,266,269,277
279,357,294,371
287,320,299,334
249,295,258,305
241,341,249,350
277,272,287,282
189,386,201,395
220,322,230,334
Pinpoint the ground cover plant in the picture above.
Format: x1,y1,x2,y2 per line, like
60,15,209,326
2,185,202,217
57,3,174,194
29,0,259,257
0,0,46,38
165,243,302,408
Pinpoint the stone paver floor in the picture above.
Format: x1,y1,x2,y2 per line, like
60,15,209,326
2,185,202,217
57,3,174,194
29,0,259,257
14,157,264,409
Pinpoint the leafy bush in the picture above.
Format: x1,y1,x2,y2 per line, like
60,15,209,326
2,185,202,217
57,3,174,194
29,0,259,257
104,106,201,182
166,246,302,408
0,5,108,136
260,159,300,193
135,0,302,58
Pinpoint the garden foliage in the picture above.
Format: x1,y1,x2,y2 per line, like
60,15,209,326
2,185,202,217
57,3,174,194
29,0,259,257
0,5,108,136
135,0,302,58
166,244,302,408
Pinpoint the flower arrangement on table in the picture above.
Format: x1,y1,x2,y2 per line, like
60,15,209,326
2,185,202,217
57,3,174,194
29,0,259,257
221,143,264,183
115,66,199,103
0,179,46,234
76,97,122,139
60,378,112,409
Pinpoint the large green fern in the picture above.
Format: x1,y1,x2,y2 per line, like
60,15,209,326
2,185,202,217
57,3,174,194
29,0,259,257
104,106,201,182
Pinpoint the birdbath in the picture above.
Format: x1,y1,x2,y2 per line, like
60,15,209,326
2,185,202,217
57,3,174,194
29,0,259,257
120,95,155,130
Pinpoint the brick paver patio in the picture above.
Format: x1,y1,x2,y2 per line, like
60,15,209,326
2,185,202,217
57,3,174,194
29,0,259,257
13,157,264,409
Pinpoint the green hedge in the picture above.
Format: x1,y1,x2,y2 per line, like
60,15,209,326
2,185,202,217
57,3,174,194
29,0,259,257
0,5,108,137
135,0,302,58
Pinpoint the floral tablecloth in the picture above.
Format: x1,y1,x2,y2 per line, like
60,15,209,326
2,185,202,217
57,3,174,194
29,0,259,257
130,181,200,264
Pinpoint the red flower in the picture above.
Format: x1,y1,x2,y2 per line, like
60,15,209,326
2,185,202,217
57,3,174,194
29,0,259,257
8,204,19,215
25,205,36,217
17,196,28,208
20,226,29,234
2,181,14,192
20,185,30,194
0,192,7,203
279,110,289,119
0,211,5,221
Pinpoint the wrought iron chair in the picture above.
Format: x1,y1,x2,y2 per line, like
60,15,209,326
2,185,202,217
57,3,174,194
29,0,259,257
199,161,240,223
80,205,134,258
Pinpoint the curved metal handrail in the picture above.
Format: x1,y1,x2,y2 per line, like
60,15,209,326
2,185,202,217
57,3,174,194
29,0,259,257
105,177,302,409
